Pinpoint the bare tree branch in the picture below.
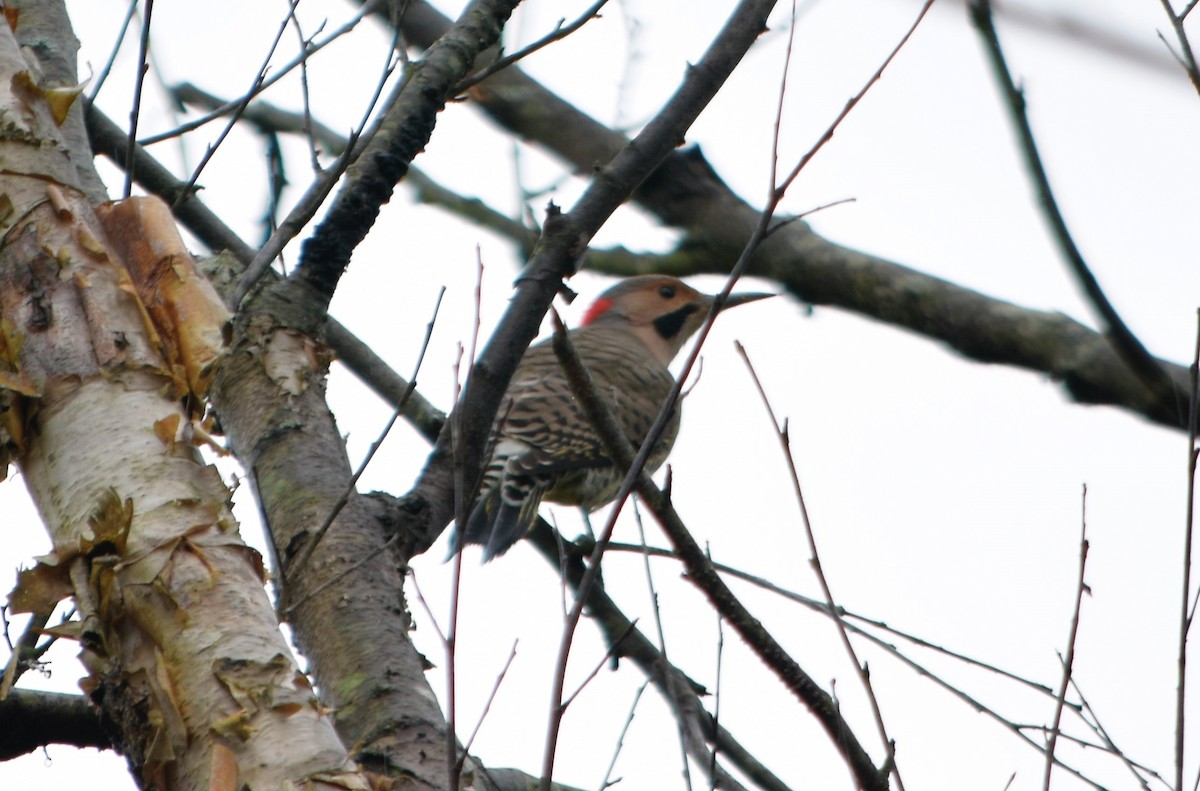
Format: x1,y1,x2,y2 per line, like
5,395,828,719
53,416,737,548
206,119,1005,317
969,0,1186,426
0,690,109,759
1042,486,1090,790
121,0,155,198
1154,0,1200,96
1178,310,1200,791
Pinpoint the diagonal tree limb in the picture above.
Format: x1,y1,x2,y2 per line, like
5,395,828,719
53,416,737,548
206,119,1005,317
969,0,1186,425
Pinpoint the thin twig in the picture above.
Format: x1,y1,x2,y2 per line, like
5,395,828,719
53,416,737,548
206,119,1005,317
1043,484,1090,790
459,641,519,758
260,133,287,257
228,25,402,308
175,1,301,208
768,0,799,194
707,543,725,791
145,1,383,145
446,250,486,791
560,621,639,712
407,567,448,645
597,681,648,791
445,344,467,791
773,0,934,199
89,0,139,102
122,0,155,199
1156,0,1200,96
1179,308,1200,791
736,341,901,788
454,0,610,93
632,499,693,791
287,11,323,172
1069,677,1156,790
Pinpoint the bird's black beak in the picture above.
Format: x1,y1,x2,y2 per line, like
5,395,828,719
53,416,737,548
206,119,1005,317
717,291,774,310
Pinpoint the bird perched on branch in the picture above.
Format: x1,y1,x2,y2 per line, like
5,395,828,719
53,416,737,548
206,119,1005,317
456,274,771,560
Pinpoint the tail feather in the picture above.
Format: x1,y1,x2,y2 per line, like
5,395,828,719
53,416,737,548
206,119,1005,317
447,482,544,562
481,501,535,561
444,488,491,561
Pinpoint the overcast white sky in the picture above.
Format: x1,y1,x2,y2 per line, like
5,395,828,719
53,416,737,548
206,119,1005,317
3,1,1198,789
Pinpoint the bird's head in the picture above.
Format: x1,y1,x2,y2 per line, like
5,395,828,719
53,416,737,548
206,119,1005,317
581,275,772,365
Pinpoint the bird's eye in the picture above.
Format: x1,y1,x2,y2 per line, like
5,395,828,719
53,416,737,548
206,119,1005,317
659,285,676,299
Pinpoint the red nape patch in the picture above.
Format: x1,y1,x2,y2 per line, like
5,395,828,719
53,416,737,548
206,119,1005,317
581,297,614,326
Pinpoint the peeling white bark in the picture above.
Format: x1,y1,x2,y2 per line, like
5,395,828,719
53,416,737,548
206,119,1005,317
0,11,369,790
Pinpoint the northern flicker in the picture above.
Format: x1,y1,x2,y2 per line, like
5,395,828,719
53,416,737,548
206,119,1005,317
457,274,771,560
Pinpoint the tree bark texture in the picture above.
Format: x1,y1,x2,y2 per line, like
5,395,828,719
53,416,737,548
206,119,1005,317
0,9,364,791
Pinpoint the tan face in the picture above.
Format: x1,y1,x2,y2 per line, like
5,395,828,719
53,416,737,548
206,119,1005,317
582,275,771,365
582,276,702,327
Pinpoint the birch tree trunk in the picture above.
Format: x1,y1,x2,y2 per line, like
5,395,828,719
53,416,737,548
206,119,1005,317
0,10,365,791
